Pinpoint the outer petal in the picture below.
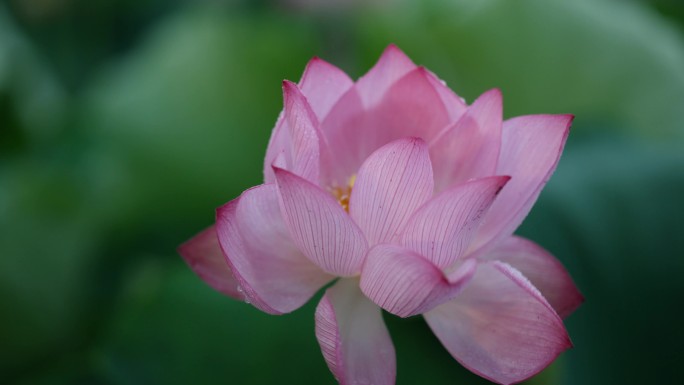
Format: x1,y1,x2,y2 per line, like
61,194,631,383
315,278,396,385
274,167,368,276
216,184,333,314
360,244,477,318
355,44,417,107
401,176,510,269
471,114,573,252
425,261,572,385
430,89,503,192
483,236,583,318
298,57,354,120
178,225,243,299
349,137,434,245
282,80,328,183
423,68,468,123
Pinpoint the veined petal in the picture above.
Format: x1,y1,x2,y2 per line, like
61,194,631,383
216,184,333,315
274,167,368,276
483,236,584,318
178,225,243,299
430,89,503,192
425,261,572,385
282,80,329,183
360,244,477,318
423,68,468,123
315,278,396,385
349,137,434,245
472,114,573,252
298,57,354,121
355,44,416,107
401,176,510,269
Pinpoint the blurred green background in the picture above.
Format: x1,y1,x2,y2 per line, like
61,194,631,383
2,0,683,384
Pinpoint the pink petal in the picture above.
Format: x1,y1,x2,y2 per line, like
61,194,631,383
355,44,417,107
401,176,510,269
315,278,396,385
423,68,468,123
430,89,503,192
216,184,333,314
471,114,573,252
298,57,354,121
178,225,243,299
349,137,434,245
483,236,583,319
425,261,572,385
322,68,450,185
274,167,368,276
360,244,477,318
282,80,328,183
263,58,352,183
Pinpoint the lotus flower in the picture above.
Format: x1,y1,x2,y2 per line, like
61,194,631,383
178,45,583,385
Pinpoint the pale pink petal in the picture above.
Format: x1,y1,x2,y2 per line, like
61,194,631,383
483,236,583,318
430,89,503,192
360,244,477,318
471,115,573,252
423,68,468,122
315,278,396,385
178,225,243,299
322,68,450,185
263,113,288,183
216,184,333,315
282,80,328,183
401,176,510,269
349,137,434,245
274,167,368,276
355,44,417,107
298,57,354,121
425,261,572,385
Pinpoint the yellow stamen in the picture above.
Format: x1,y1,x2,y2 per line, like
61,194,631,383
330,175,357,212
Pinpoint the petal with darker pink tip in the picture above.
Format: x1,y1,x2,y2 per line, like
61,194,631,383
483,236,584,318
349,137,434,245
282,80,328,183
315,278,396,385
360,244,477,318
430,89,503,192
274,167,368,276
425,261,572,385
178,225,243,299
355,44,417,107
298,57,354,120
401,176,510,269
216,184,333,315
471,114,573,252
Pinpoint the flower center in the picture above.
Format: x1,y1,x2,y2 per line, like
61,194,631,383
329,175,356,212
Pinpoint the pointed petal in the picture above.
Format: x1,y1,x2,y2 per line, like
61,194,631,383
430,89,503,192
178,226,243,299
360,244,477,318
355,44,417,107
282,80,329,183
322,68,450,185
216,184,333,315
472,114,573,251
401,176,510,269
315,279,396,385
274,167,368,276
483,236,583,318
298,57,354,120
263,113,288,184
425,261,572,385
349,137,434,245
423,68,468,123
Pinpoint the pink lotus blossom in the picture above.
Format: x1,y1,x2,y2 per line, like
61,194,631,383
178,45,583,385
